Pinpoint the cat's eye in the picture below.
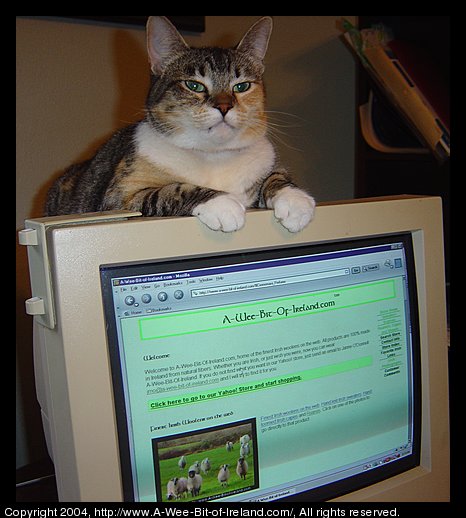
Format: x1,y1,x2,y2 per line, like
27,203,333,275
233,82,251,93
185,80,206,93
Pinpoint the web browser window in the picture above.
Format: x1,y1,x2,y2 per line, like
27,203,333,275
100,234,420,502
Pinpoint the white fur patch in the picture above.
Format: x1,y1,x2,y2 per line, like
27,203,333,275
135,122,276,206
269,186,316,232
192,194,246,232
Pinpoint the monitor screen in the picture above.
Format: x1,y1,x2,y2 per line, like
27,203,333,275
100,232,421,502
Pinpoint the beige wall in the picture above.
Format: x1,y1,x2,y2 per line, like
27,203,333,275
16,16,355,468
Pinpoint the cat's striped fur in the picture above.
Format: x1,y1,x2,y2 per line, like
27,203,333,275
45,16,315,232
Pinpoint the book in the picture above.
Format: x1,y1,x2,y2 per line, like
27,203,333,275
342,19,450,162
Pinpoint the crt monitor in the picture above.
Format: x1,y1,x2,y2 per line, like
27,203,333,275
19,195,449,502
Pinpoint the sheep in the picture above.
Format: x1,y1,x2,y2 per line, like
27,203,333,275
166,478,177,500
187,469,202,497
166,477,188,500
236,457,248,480
178,455,187,470
200,457,211,475
240,442,250,457
188,461,200,474
217,464,230,487
226,441,233,452
240,434,250,446
176,476,188,497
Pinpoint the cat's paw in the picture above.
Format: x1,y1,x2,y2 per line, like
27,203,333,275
193,194,246,232
271,187,316,232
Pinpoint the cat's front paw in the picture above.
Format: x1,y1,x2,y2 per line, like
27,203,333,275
271,187,316,232
193,194,246,232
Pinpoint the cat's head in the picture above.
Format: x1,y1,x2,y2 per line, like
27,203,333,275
145,16,272,152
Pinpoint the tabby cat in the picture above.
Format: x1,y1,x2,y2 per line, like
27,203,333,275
45,16,315,232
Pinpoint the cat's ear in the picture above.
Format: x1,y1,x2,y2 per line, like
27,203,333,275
236,16,273,61
146,16,189,74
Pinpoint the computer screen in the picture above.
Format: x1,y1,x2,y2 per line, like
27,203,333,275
100,233,421,502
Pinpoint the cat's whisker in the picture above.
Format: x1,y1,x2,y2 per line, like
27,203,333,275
264,109,307,120
267,131,304,153
234,112,304,153
264,114,307,132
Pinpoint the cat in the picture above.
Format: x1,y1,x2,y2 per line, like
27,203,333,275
45,16,315,233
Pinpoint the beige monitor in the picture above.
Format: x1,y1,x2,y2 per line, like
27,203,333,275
19,195,449,502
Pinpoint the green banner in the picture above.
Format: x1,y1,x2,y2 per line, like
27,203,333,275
148,355,373,410
139,280,395,340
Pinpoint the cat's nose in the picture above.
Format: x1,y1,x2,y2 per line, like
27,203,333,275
213,93,235,116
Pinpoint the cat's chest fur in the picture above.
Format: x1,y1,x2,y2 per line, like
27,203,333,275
135,122,275,205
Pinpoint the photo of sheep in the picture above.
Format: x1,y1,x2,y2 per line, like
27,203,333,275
152,418,258,502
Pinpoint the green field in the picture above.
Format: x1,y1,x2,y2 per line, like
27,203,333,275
157,441,256,502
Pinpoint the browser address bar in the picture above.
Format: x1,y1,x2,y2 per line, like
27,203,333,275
191,268,350,297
